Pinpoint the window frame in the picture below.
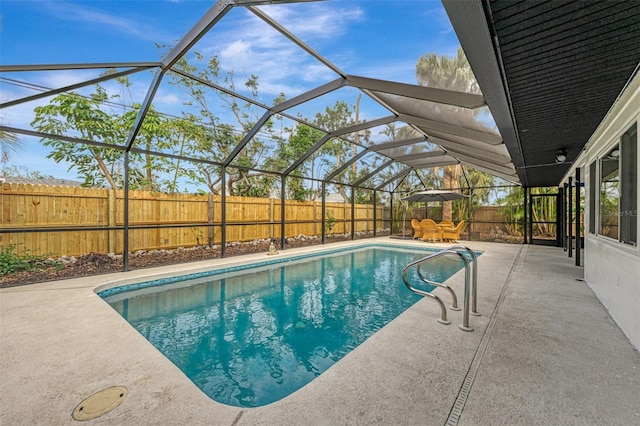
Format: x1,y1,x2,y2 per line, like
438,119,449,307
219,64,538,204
598,144,620,240
619,124,637,246
595,123,637,246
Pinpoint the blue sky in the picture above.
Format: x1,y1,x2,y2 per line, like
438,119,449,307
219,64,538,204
0,0,462,182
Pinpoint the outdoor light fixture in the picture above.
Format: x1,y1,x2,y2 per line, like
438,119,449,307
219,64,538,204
555,149,567,164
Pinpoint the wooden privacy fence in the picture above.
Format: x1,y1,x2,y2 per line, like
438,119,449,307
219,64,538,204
470,206,511,234
0,183,387,257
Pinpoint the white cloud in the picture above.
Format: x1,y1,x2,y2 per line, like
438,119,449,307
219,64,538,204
0,89,49,129
219,40,254,70
40,1,175,43
0,82,33,104
301,63,339,83
258,3,364,40
0,70,95,106
39,70,103,90
190,3,363,97
152,91,182,107
353,60,418,83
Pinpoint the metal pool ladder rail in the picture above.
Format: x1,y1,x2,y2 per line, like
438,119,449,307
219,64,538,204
402,246,479,331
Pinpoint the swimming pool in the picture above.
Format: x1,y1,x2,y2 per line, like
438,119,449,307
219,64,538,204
100,245,466,407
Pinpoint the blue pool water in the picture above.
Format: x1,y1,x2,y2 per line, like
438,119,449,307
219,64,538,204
101,245,466,407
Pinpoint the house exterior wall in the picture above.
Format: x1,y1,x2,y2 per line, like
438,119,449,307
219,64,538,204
577,72,640,350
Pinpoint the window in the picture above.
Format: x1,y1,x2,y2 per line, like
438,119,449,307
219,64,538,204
599,145,619,239
598,124,637,245
589,161,596,234
620,124,637,245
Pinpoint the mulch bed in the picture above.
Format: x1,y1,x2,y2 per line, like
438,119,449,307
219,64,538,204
0,234,362,288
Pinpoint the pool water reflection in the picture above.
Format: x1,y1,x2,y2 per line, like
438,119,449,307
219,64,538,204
103,247,463,407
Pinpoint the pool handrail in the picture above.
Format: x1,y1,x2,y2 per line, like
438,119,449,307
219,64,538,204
443,245,479,316
415,263,461,311
402,249,473,330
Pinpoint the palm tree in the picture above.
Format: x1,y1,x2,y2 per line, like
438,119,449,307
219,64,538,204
0,129,22,164
415,47,484,221
416,47,480,94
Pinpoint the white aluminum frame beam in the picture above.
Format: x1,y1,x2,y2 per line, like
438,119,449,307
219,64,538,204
406,156,459,168
369,136,429,152
392,151,448,162
329,115,397,139
461,162,520,184
441,144,512,165
426,133,509,155
346,75,486,109
448,152,517,176
400,113,503,145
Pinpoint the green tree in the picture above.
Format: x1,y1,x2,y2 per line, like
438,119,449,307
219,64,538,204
120,104,173,191
31,83,177,191
169,53,278,197
272,123,324,200
529,187,557,238
454,167,495,224
0,164,54,180
31,87,125,189
313,100,375,201
497,185,524,237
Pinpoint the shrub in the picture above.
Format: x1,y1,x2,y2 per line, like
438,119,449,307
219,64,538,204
0,245,63,276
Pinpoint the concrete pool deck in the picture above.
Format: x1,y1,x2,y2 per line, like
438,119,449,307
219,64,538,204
1,239,639,425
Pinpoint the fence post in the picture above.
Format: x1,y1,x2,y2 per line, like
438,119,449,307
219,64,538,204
221,166,226,258
469,188,474,241
313,200,317,236
208,193,214,247
108,189,116,253
373,190,377,237
280,175,285,249
321,182,326,244
269,196,274,241
123,151,129,271
350,186,355,240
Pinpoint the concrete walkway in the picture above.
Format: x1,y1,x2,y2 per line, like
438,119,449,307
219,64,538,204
1,239,638,425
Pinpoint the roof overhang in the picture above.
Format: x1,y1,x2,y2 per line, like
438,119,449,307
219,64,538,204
443,0,640,187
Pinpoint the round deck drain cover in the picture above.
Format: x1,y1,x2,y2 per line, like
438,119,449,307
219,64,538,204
72,386,128,421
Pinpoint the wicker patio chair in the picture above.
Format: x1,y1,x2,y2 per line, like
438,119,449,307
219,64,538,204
437,220,454,228
420,219,443,242
411,219,423,240
442,220,466,242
